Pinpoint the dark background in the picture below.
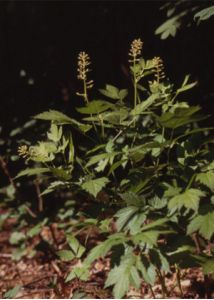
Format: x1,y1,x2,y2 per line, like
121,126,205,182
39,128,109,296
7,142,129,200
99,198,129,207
0,0,214,137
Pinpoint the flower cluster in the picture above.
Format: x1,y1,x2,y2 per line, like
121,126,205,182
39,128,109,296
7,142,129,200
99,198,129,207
128,38,143,62
18,145,29,158
153,56,165,83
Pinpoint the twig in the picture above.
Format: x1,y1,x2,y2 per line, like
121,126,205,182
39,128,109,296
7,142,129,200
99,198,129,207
15,288,54,299
0,157,17,191
149,284,156,299
0,253,12,258
24,205,37,218
51,261,62,276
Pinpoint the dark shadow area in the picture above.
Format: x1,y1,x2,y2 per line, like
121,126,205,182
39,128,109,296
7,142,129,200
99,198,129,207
0,0,214,135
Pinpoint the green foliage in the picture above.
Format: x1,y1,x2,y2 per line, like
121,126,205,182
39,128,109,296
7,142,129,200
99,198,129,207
156,2,214,39
81,177,109,198
16,39,214,298
3,285,21,299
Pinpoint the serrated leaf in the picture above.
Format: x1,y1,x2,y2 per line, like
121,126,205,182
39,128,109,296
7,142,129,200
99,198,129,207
194,6,214,21
187,211,214,240
57,250,75,261
168,189,205,212
66,265,90,282
105,253,137,299
141,218,169,231
99,84,120,100
130,266,141,288
67,235,85,258
41,181,66,196
34,110,91,132
196,171,214,191
81,177,109,198
76,100,113,114
136,256,156,285
47,124,62,142
85,233,126,265
86,152,118,168
157,106,204,129
133,230,159,247
130,94,158,115
15,167,50,179
115,206,139,231
29,142,57,162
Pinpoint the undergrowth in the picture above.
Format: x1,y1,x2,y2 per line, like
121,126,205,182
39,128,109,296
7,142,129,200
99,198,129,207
1,38,214,298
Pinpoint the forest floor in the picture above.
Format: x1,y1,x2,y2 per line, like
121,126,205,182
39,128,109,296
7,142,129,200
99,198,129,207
1,214,214,299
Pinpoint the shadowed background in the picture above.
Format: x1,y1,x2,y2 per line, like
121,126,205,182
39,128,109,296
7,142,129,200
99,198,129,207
0,0,214,137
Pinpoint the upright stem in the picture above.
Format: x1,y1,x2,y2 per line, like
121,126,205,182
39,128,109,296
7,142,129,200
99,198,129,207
34,178,43,212
83,79,88,104
175,264,184,298
157,269,169,298
0,157,17,192
133,57,137,109
99,114,105,139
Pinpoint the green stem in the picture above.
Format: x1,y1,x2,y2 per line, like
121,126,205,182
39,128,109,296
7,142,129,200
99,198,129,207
112,118,136,143
133,57,137,109
83,79,88,104
157,269,168,298
99,114,105,139
175,264,184,298
185,173,196,190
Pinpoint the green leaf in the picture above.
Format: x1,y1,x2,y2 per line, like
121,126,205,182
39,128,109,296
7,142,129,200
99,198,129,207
3,285,21,299
85,233,126,265
177,81,197,93
67,235,86,258
29,142,57,162
157,106,204,129
133,230,159,247
57,250,75,261
50,167,72,180
141,218,169,231
105,111,129,125
155,16,181,39
130,94,158,115
168,188,205,212
129,266,141,289
41,181,67,196
34,110,76,123
66,265,90,282
76,100,113,114
105,253,137,299
15,167,50,179
194,6,214,22
119,192,145,207
136,256,156,285
119,89,128,101
202,258,214,276
115,206,139,231
68,133,74,163
196,171,214,191
81,177,109,198
99,84,120,100
47,124,62,142
27,219,48,237
34,110,91,132
187,211,214,240
9,232,25,245
86,152,118,168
